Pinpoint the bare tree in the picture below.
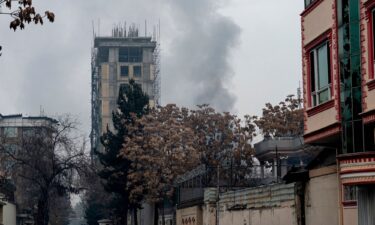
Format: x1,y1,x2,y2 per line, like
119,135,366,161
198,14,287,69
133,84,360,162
0,116,89,225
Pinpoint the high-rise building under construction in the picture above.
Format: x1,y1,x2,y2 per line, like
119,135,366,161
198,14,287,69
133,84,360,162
90,24,160,154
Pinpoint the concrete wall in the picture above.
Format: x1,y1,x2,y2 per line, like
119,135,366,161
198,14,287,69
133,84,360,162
305,166,339,225
302,0,335,44
3,202,16,225
177,206,203,225
343,206,358,225
305,107,338,134
203,183,299,225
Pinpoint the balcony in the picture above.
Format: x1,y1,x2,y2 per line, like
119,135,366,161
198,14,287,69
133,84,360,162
338,152,375,185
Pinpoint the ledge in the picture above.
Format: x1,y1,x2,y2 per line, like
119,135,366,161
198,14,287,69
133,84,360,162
337,151,375,160
367,79,375,91
306,99,335,117
304,122,341,144
301,0,324,17
342,200,357,207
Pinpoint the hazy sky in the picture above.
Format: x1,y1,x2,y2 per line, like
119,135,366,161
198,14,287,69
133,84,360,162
0,0,304,136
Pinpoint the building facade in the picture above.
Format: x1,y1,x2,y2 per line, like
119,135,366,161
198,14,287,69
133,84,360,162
302,0,375,224
90,26,160,154
0,114,57,225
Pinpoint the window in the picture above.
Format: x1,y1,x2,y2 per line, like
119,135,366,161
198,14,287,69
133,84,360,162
120,66,129,77
343,185,357,206
119,47,143,62
310,41,331,106
133,66,142,77
97,47,109,63
3,127,17,138
305,0,320,8
372,9,375,79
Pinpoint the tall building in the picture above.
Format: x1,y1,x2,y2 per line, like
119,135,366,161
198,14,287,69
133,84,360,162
90,25,160,154
0,114,57,225
302,0,375,224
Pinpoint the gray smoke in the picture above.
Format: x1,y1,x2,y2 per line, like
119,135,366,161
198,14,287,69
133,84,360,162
0,0,240,134
162,0,240,111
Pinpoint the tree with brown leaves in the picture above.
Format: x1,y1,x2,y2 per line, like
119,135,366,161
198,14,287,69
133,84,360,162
120,104,256,208
249,94,304,138
121,104,200,204
0,0,54,55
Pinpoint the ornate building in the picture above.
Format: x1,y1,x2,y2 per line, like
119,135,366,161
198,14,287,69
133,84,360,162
302,0,375,224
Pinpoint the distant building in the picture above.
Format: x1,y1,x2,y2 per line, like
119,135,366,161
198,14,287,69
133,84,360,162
90,24,160,155
0,114,57,225
302,0,375,224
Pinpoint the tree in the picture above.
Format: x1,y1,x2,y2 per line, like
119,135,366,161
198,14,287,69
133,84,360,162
0,0,55,55
94,79,150,225
120,104,256,207
249,94,303,138
120,104,200,204
0,116,88,225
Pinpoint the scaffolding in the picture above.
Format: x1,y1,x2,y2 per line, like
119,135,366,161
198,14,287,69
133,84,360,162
90,21,161,156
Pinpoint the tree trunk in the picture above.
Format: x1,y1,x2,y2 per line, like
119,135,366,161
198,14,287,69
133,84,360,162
153,203,159,225
119,206,128,225
35,195,49,225
134,208,138,225
162,203,165,225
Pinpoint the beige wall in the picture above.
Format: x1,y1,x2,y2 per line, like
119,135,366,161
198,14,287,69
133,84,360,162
305,171,339,225
366,89,375,111
303,0,334,45
343,207,358,225
177,206,203,225
3,202,16,225
202,205,216,225
305,107,338,134
216,201,298,225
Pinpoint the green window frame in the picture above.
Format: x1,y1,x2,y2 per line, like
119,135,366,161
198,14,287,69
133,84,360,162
310,41,331,106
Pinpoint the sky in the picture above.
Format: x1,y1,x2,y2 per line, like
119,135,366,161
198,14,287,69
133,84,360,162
0,0,304,137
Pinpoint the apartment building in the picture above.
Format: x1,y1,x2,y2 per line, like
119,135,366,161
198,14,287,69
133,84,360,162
90,25,160,154
302,0,375,224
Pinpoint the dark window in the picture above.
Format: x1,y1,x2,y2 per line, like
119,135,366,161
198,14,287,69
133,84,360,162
120,66,129,77
119,47,143,62
372,9,375,78
364,124,375,151
310,41,331,106
305,0,317,8
133,66,142,77
97,47,109,63
343,185,357,202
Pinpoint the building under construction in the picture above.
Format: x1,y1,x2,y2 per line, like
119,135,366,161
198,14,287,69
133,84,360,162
90,24,160,155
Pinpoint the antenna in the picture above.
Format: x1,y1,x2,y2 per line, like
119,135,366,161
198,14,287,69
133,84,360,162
97,18,100,37
145,20,147,37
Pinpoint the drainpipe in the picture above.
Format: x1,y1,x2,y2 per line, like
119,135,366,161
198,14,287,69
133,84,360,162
216,165,219,225
336,147,344,225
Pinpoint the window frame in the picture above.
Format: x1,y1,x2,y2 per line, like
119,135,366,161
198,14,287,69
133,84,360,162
342,185,357,207
3,127,18,138
305,30,333,108
133,65,142,78
309,41,332,107
120,65,129,77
